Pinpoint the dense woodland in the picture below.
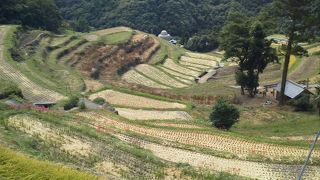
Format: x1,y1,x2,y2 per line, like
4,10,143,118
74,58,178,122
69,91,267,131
55,0,272,51
1,0,319,51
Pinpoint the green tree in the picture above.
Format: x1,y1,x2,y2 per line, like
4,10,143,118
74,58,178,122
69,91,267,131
22,0,62,32
210,97,240,130
72,17,90,32
220,12,278,97
273,0,318,105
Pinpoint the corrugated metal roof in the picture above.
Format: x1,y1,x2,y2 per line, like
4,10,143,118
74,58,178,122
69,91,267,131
274,80,306,98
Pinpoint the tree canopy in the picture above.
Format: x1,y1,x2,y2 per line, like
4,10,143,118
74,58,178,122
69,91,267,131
0,0,62,32
220,11,278,97
54,0,272,51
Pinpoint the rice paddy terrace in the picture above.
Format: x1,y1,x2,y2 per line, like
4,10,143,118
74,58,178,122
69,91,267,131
0,25,320,179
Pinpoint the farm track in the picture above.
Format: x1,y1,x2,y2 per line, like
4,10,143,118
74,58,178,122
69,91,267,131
78,112,320,180
0,26,65,102
78,112,320,162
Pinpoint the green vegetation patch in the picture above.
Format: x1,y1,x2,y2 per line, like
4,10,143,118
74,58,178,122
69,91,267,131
0,80,23,99
100,31,133,45
0,145,98,180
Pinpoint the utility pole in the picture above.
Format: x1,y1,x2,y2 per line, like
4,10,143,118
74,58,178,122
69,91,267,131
298,131,320,180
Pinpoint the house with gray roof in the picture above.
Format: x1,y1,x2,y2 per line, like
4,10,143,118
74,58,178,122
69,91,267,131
273,80,312,101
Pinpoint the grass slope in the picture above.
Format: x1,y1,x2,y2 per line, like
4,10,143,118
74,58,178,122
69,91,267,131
0,145,98,180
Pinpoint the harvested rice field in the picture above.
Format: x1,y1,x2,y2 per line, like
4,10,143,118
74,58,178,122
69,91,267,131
180,56,218,67
1,23,320,180
116,108,192,120
185,52,222,61
122,69,171,89
89,89,187,109
135,64,188,88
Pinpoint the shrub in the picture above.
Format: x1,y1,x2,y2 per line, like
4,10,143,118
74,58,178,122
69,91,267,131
290,94,313,111
0,80,23,99
79,101,86,110
63,96,79,110
210,97,240,130
93,97,106,105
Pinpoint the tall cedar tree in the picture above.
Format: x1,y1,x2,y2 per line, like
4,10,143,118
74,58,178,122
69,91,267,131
274,0,318,105
220,12,278,97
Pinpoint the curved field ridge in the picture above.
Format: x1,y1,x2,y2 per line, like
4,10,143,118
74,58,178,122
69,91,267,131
153,122,202,129
180,56,218,67
117,135,320,180
116,108,192,120
89,90,186,109
8,115,94,157
185,52,221,61
85,27,132,41
179,61,212,70
122,70,171,89
163,59,201,77
135,64,188,88
0,26,65,102
79,112,320,161
159,66,195,80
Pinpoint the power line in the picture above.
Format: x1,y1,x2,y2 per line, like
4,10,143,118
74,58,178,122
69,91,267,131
298,131,320,180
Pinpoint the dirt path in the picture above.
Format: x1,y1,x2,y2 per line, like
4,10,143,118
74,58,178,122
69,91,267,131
0,25,65,102
116,134,320,180
78,112,320,162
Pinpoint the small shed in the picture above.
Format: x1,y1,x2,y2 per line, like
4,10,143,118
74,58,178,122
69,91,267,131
33,102,56,109
273,80,312,101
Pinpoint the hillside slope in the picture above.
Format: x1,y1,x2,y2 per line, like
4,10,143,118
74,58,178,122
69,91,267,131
55,0,272,36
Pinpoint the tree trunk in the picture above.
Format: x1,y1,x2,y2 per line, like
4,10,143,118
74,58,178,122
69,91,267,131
241,86,245,95
279,29,294,106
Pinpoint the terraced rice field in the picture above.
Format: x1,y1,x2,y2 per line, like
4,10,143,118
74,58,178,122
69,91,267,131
8,115,94,157
116,108,192,121
7,114,161,179
85,27,132,42
121,50,221,89
185,52,221,61
117,135,320,180
180,56,218,67
179,61,212,70
77,113,320,179
153,122,202,129
122,69,171,89
89,90,187,109
158,66,195,80
0,26,65,102
135,64,188,88
79,112,320,162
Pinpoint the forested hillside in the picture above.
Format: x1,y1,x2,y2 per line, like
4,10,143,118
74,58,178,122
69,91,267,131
0,0,61,32
55,0,272,36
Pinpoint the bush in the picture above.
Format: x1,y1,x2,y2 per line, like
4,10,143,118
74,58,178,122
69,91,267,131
63,96,79,110
79,101,86,110
210,97,240,130
0,80,23,99
93,97,106,105
290,94,313,111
